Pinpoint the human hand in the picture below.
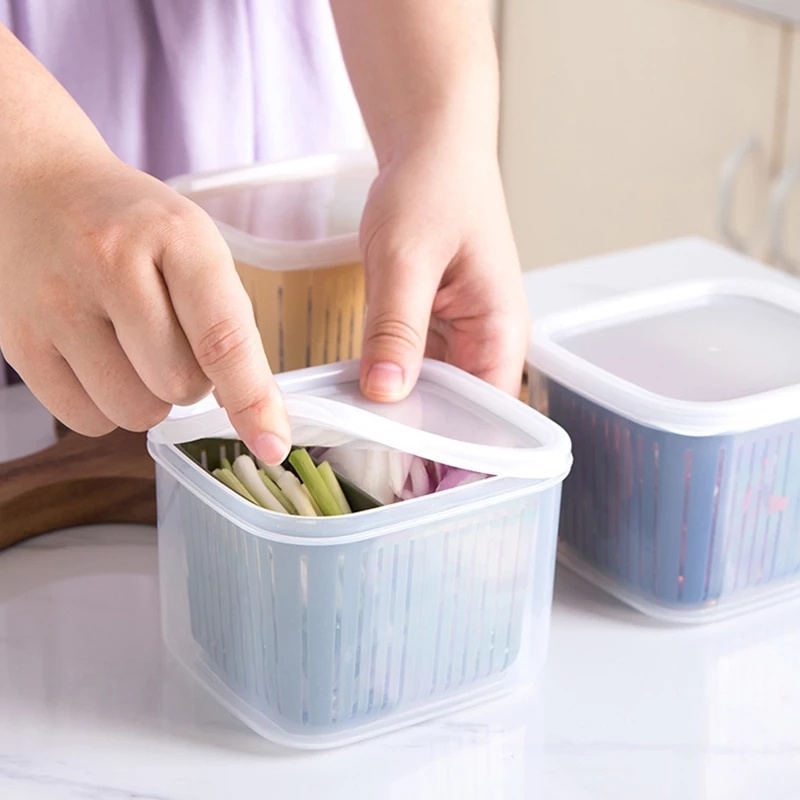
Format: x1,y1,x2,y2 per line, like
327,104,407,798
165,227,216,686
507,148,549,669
329,0,526,402
358,144,529,402
0,155,290,464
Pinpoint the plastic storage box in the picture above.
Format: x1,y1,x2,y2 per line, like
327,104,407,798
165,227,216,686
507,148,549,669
147,360,573,748
169,153,375,373
527,277,800,622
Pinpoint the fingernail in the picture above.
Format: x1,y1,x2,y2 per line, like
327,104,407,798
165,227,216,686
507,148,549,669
364,361,405,401
252,432,290,466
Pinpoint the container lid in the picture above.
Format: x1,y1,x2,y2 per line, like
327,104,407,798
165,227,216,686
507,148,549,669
527,277,800,436
149,359,573,480
167,152,377,270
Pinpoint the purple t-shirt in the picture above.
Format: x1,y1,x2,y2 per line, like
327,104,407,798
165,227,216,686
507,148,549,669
0,0,367,384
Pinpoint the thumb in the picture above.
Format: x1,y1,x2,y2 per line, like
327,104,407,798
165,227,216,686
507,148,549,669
360,245,441,403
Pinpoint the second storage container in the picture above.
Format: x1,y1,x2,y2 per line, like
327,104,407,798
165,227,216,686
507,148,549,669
527,278,800,622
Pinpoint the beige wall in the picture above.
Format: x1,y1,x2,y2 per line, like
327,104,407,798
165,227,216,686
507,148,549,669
498,0,790,271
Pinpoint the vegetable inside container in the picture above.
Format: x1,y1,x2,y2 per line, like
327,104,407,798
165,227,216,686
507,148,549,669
150,359,574,518
180,437,494,519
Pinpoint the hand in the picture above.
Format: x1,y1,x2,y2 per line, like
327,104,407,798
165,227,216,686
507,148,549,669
358,145,529,402
0,155,290,464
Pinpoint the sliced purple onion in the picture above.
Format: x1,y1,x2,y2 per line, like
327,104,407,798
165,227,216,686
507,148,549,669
305,445,489,503
435,467,488,493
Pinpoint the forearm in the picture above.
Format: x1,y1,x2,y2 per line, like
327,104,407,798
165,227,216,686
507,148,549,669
0,25,111,178
329,0,499,165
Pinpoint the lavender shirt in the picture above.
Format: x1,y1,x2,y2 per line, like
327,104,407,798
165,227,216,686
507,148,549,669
0,0,367,384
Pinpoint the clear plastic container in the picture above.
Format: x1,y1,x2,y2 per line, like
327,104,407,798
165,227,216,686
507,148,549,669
526,277,800,623
168,152,376,373
147,359,573,748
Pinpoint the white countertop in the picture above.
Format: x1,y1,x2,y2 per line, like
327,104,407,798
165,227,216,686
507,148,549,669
2,239,800,799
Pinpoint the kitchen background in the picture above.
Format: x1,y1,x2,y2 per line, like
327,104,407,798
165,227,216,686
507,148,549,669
496,0,800,274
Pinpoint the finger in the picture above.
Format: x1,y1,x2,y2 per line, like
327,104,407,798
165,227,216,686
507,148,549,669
103,259,212,406
158,206,290,465
428,300,529,397
457,284,530,398
5,340,115,436
427,240,529,397
455,319,528,397
473,323,528,397
56,316,171,432
359,237,442,402
424,327,448,363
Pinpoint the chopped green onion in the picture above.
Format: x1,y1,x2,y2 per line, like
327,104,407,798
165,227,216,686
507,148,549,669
318,461,352,514
256,459,287,484
289,449,342,516
301,484,323,516
232,455,288,514
258,469,298,514
196,440,385,516
277,471,318,517
213,468,258,504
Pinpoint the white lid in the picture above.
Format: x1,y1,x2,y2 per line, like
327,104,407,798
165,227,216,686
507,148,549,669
149,359,573,480
167,152,377,270
528,278,800,436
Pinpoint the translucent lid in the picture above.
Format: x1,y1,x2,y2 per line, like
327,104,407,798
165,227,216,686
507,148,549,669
149,359,573,480
528,278,800,435
167,152,377,270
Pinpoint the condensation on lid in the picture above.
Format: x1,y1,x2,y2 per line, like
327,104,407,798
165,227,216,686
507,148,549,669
528,278,800,436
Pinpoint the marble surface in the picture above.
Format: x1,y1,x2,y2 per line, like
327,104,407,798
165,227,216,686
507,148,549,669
2,238,800,799
2,526,800,800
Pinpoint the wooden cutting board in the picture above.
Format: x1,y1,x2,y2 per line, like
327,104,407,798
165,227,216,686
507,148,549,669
0,420,156,552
